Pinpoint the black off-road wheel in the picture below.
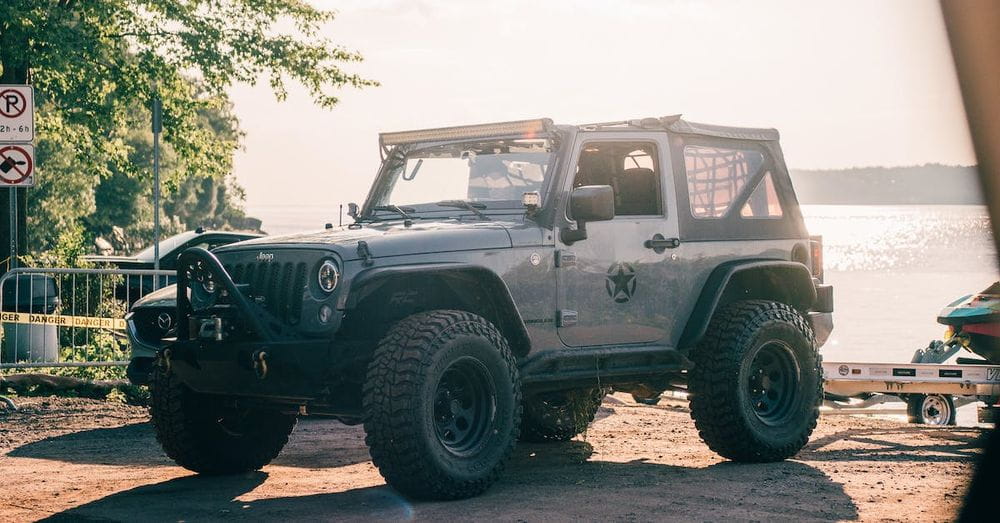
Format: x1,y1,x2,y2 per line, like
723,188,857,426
149,366,297,474
688,300,821,462
906,394,957,425
520,388,605,442
363,310,521,500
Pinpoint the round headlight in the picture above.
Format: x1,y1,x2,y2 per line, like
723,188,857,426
318,260,340,293
202,277,217,294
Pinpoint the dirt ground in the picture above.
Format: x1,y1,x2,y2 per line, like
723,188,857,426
0,394,985,522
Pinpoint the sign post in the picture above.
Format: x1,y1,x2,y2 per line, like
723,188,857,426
151,96,162,283
0,85,35,270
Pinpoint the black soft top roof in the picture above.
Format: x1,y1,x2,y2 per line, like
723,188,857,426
378,115,779,153
665,119,779,141
575,115,779,141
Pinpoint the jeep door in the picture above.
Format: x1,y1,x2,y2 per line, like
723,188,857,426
555,132,682,347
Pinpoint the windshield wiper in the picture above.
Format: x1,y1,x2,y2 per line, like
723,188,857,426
436,200,491,221
371,205,415,221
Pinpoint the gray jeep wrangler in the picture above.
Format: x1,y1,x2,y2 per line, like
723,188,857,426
128,115,834,500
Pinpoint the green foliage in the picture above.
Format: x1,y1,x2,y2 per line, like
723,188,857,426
1,0,374,181
0,0,375,390
0,0,376,252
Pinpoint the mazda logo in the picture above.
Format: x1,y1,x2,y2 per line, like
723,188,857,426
157,312,173,331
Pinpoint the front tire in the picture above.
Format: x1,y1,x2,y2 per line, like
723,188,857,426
520,388,605,442
149,366,296,474
363,310,521,500
688,300,821,462
907,394,956,425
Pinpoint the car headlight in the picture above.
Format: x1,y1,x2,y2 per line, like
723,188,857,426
318,260,340,293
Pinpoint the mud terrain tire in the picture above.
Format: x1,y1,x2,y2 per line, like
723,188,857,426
363,310,521,500
520,388,605,442
149,366,296,474
688,300,821,462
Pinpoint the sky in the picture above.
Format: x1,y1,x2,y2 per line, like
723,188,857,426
228,0,976,213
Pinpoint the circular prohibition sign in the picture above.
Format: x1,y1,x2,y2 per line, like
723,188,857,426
0,89,27,118
0,145,34,184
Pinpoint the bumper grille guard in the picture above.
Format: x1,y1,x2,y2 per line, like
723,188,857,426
176,247,297,342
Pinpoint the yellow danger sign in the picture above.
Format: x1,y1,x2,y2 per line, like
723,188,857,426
0,311,126,330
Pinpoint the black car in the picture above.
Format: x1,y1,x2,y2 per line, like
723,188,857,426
84,228,263,271
84,228,263,302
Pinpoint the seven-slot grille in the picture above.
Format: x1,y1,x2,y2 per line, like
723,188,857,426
225,261,308,324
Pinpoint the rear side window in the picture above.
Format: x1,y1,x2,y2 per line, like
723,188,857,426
683,145,764,218
740,171,784,218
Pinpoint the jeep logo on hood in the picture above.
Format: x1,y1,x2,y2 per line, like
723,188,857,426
256,252,274,262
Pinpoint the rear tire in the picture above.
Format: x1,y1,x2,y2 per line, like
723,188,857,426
520,388,605,442
363,310,521,500
688,300,821,462
149,366,296,474
907,394,957,425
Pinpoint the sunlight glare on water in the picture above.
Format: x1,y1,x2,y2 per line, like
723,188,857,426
802,205,998,364
803,205,996,273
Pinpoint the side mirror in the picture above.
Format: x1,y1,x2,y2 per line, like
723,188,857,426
347,202,359,219
561,185,615,244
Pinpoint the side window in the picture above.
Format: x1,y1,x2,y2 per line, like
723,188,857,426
683,145,764,218
574,141,662,216
740,171,784,218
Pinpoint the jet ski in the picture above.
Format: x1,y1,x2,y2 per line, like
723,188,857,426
937,281,1000,364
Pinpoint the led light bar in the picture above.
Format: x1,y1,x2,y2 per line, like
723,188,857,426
380,118,553,147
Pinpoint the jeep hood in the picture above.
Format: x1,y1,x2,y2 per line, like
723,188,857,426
214,219,514,261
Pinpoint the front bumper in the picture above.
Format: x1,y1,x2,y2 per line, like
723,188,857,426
160,247,346,400
164,337,332,400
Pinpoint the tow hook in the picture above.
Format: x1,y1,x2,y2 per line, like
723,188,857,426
252,350,269,380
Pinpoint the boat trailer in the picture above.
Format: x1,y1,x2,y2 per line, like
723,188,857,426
822,359,1000,425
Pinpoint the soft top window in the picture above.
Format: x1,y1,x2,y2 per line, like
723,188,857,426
740,171,784,218
683,145,764,218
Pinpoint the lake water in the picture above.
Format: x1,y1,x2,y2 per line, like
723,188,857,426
247,203,999,364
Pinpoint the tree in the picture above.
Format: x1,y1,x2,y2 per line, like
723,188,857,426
0,0,376,254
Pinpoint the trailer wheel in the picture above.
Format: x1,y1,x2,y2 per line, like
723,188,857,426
906,394,956,426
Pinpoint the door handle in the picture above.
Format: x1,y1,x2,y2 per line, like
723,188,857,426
644,234,680,253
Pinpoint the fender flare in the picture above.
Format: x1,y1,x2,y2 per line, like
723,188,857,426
677,260,817,350
344,262,532,355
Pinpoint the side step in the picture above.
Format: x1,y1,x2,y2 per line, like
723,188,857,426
519,345,690,393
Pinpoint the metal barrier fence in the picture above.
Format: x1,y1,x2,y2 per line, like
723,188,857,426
0,267,174,370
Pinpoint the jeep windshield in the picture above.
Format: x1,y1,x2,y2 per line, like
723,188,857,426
369,138,554,217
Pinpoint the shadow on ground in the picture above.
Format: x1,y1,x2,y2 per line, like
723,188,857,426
43,440,860,522
802,426,985,463
6,417,373,469
19,413,984,521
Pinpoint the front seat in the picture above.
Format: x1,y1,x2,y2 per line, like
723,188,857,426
613,168,659,215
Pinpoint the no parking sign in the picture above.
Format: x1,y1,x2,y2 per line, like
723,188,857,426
0,85,35,187
0,86,33,142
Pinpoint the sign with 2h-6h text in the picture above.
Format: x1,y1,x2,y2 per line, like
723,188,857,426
0,85,35,186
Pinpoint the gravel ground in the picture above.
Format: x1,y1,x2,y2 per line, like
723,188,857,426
0,394,985,522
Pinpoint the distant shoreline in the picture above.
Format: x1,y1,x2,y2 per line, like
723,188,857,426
790,164,982,205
